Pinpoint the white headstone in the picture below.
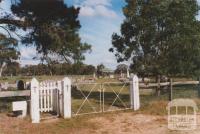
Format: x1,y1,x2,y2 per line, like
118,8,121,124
127,68,130,78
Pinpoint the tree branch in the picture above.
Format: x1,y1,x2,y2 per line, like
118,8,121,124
0,26,12,38
0,19,25,27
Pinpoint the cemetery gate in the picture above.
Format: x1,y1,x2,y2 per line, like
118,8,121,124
31,75,140,123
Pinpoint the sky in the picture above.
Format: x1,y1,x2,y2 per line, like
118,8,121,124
65,0,126,69
1,0,200,69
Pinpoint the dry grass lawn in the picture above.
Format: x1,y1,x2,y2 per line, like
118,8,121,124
1,111,200,134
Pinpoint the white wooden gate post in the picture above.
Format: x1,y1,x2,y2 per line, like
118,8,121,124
130,75,140,110
62,77,71,118
31,78,40,123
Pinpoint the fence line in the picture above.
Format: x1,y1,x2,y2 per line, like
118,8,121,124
4,76,199,123
139,81,199,88
0,80,199,98
0,90,30,97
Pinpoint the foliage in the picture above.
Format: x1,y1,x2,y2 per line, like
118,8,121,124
110,0,200,77
96,64,105,77
0,34,20,76
16,63,96,76
115,64,128,74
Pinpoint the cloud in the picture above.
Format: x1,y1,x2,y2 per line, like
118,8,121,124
19,46,40,66
20,46,37,60
79,6,95,17
95,5,117,18
19,59,40,66
76,0,118,18
82,0,111,7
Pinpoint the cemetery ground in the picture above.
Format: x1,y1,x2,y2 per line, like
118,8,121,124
0,76,200,133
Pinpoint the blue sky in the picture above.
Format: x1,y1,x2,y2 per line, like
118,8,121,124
65,0,126,69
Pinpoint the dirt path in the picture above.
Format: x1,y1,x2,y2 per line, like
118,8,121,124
0,113,200,134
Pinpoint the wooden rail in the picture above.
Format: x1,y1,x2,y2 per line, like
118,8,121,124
0,90,30,98
139,81,199,88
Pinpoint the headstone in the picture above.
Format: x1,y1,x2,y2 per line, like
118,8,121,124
26,81,31,90
17,80,25,90
127,68,130,78
93,73,96,79
3,82,8,90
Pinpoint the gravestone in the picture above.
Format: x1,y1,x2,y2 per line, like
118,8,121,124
17,80,25,90
26,81,31,90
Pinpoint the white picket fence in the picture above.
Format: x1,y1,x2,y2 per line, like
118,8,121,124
30,75,140,123
31,77,71,123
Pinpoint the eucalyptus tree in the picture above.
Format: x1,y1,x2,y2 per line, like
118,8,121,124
110,0,200,77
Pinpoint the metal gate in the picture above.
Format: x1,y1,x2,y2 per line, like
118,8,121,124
102,82,131,112
72,82,131,116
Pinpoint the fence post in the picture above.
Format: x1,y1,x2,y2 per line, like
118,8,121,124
156,75,161,96
130,75,140,110
169,79,173,101
31,78,40,123
198,77,200,98
62,77,71,118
